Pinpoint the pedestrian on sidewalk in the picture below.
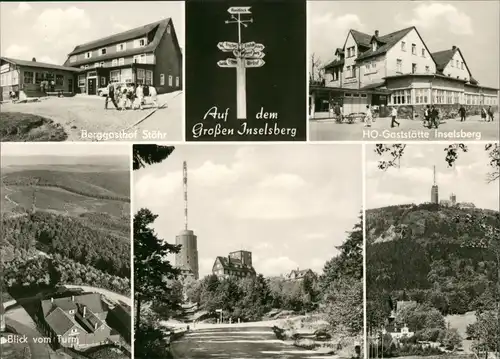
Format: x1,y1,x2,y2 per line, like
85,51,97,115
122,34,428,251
487,106,495,122
390,106,400,128
481,107,487,121
423,105,430,127
104,82,118,110
364,105,373,127
430,105,439,129
459,105,466,122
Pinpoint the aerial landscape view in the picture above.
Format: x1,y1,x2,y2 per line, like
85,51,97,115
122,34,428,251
0,143,132,359
132,144,363,359
365,143,499,358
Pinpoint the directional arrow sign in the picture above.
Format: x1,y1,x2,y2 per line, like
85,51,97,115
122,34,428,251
217,41,239,51
233,49,241,57
241,41,255,50
244,59,265,68
217,59,237,68
246,51,265,59
242,49,254,57
253,44,265,52
228,6,251,14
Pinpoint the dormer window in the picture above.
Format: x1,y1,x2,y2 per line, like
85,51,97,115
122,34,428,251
71,328,78,333
69,310,75,314
85,52,92,59
116,43,126,52
372,42,377,51
135,38,146,48
100,48,106,56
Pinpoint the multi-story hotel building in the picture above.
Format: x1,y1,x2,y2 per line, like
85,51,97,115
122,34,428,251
309,26,499,118
0,18,182,100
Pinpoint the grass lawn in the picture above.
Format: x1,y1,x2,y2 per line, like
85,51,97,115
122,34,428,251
0,112,68,141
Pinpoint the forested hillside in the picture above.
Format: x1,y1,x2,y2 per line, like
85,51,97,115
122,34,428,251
366,203,499,316
2,169,130,201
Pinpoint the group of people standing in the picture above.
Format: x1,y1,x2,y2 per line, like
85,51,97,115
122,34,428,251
459,105,495,122
104,82,158,111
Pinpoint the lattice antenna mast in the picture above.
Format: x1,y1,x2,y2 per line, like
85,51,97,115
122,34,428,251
433,165,436,185
183,161,188,230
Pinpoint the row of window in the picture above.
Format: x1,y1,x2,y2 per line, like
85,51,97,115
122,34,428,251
346,46,356,58
215,269,252,277
23,71,65,86
0,71,19,86
79,54,150,70
70,25,172,63
389,88,498,106
77,70,179,88
396,59,430,74
401,41,426,58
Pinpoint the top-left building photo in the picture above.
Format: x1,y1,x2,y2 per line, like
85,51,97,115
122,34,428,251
0,1,184,142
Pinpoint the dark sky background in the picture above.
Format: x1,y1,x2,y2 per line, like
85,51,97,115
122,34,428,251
186,0,307,141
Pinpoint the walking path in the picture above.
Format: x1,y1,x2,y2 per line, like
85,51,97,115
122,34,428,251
171,325,340,359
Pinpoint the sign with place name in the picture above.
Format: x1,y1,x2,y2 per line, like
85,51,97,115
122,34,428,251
227,6,251,14
217,58,238,67
215,309,223,313
241,41,256,49
0,64,10,74
233,50,241,57
217,41,239,51
246,51,265,59
253,44,265,52
242,49,254,57
244,59,265,68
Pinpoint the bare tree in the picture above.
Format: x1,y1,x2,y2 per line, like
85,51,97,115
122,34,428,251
310,53,325,85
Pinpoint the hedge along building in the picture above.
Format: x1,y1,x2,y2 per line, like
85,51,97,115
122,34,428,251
0,57,80,101
309,26,499,119
64,18,182,95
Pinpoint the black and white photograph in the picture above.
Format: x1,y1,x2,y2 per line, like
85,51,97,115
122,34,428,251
365,143,500,358
308,1,499,141
132,144,362,358
185,1,306,141
0,143,131,358
0,1,183,142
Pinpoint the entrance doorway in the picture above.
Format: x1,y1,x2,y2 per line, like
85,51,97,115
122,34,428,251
68,78,73,93
88,78,96,95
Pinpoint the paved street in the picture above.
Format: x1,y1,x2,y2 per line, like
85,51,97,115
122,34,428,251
171,326,339,359
0,91,183,141
310,115,499,141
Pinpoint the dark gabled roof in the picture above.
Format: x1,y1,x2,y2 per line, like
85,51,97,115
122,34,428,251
68,18,170,56
350,29,372,47
65,18,179,67
356,27,414,61
324,58,344,70
45,307,79,336
214,256,256,273
431,49,455,72
335,48,344,56
1,57,81,73
42,294,107,318
75,304,104,333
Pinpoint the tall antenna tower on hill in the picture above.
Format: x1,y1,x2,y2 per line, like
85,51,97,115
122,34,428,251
431,165,439,204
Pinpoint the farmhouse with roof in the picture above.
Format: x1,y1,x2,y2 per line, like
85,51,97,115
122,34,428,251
284,268,316,281
0,17,182,100
212,250,257,279
39,294,120,349
309,26,498,118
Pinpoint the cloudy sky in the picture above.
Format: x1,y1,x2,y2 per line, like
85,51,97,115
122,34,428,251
1,143,129,157
309,1,499,87
0,1,184,65
366,144,499,211
134,144,362,278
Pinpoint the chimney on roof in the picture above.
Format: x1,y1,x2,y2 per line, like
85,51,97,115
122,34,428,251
71,296,75,302
50,297,54,303
94,322,98,330
452,45,457,50
375,30,379,37
83,306,87,317
32,57,36,62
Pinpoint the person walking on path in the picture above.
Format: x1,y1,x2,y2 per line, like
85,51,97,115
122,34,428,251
104,82,118,110
459,105,466,122
487,106,495,122
390,106,400,128
423,105,431,127
364,105,373,127
430,105,439,129
481,107,487,121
